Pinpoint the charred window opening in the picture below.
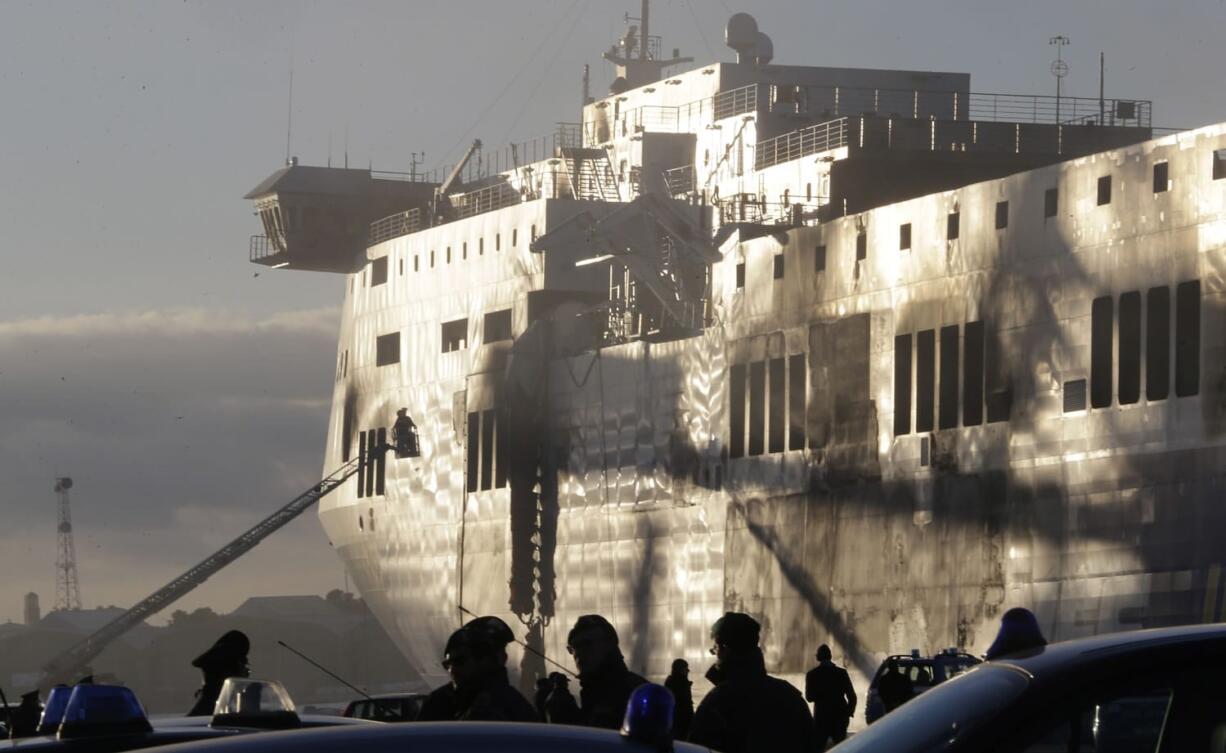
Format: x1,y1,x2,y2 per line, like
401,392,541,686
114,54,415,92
480,409,495,490
815,245,826,273
729,364,746,458
939,325,959,429
963,321,984,426
855,230,867,261
1064,379,1087,413
773,254,784,280
1175,279,1200,397
1044,188,1058,218
768,357,786,453
357,431,367,498
484,309,513,343
899,223,912,251
441,318,468,353
370,256,388,286
494,410,507,489
947,212,959,240
748,361,766,455
1091,296,1114,408
1213,149,1225,180
788,354,805,450
985,328,1011,423
1147,286,1170,400
915,329,935,432
736,262,746,288
375,332,400,367
893,334,912,435
374,428,386,496
1153,162,1169,193
364,429,377,497
995,201,1009,230
466,412,479,493
1097,175,1112,206
1118,291,1141,404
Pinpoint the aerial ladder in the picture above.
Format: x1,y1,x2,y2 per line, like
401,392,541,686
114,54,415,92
39,440,408,687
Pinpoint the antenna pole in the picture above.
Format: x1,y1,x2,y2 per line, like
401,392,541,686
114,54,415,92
582,64,590,108
285,69,294,166
640,0,649,60
1049,36,1069,125
344,125,349,169
1099,52,1105,125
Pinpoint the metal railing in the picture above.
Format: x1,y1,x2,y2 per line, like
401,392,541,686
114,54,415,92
716,196,824,226
368,208,424,246
249,234,281,262
454,182,521,219
663,164,694,196
755,117,849,170
587,84,761,143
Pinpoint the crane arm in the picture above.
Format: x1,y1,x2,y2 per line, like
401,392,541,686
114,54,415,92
433,140,482,222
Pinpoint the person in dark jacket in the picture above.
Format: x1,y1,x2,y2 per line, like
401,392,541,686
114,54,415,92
985,607,1047,660
664,659,694,739
689,612,814,753
545,614,646,729
187,630,250,716
418,615,535,722
8,691,41,738
875,658,912,714
805,644,856,748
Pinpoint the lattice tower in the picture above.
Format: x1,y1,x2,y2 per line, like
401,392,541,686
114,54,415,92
54,477,82,611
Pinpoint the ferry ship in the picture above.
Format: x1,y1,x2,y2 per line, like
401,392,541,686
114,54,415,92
243,8,1226,700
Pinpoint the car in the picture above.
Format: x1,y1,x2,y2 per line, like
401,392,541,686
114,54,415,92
832,623,1226,752
863,649,981,723
341,693,427,722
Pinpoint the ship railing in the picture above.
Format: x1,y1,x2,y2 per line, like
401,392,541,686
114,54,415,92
368,208,423,246
755,117,849,170
663,164,695,196
716,196,825,227
370,168,445,184
249,234,282,262
585,84,760,144
453,181,522,219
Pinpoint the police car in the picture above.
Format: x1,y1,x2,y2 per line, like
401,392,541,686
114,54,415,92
340,692,427,722
863,648,981,723
833,624,1226,752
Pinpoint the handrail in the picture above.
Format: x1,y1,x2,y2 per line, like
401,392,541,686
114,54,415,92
368,208,423,246
755,117,849,170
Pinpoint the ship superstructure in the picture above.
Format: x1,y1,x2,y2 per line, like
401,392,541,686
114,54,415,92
245,9,1226,706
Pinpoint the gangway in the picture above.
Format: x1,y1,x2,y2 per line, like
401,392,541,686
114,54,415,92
40,446,390,687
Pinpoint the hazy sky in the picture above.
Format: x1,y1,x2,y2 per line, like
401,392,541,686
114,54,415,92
1,0,1224,626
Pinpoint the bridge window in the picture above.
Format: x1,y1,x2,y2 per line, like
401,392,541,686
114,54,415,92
1146,286,1170,400
484,309,513,343
947,212,959,240
1118,291,1141,404
375,332,400,367
916,329,935,432
1175,279,1200,397
963,321,984,426
1091,296,1113,408
370,256,388,286
1097,175,1112,206
995,201,1009,229
1044,188,1058,218
1153,161,1169,193
894,334,912,435
441,318,468,353
939,325,959,429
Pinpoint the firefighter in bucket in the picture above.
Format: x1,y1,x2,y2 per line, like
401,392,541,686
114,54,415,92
392,408,420,458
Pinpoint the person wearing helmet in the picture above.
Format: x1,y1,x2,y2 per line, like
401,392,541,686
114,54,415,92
545,614,646,729
391,408,418,458
187,630,250,716
417,615,534,722
689,612,814,753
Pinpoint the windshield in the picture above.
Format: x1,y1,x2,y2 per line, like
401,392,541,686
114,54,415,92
835,665,1028,753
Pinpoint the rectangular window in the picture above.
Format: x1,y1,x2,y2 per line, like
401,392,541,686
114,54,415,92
995,201,1009,229
814,245,826,272
1213,149,1225,180
855,231,867,261
375,427,387,496
985,329,1011,423
1175,279,1201,397
446,246,452,264
773,254,784,280
963,321,984,426
893,334,912,435
1044,188,1058,218
483,309,513,343
430,250,435,267
768,357,785,453
916,329,935,432
414,254,420,272
370,256,388,286
899,223,912,251
1063,379,1088,413
788,353,805,450
1091,296,1113,408
1097,175,1112,206
463,241,468,260
357,431,367,498
947,212,959,240
1147,286,1170,400
748,361,766,456
1153,161,1169,193
1118,291,1141,404
531,224,537,242
736,262,745,288
364,430,376,499
938,325,959,429
375,332,400,366
441,318,468,353
729,364,746,458
494,409,508,489
466,412,480,493
479,237,485,255
399,258,404,276
512,228,518,247
480,409,495,490
496,233,501,251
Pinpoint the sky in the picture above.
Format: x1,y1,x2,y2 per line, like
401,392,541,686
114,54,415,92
0,0,1224,627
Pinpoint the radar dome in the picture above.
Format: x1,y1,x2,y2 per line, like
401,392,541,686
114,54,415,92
752,32,774,65
725,13,758,54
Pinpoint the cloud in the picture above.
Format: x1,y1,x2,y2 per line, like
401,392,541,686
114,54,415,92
0,307,347,623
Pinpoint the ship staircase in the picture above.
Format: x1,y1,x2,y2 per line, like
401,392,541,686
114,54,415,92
558,146,621,202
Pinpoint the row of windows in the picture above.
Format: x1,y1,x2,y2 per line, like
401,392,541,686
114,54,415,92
466,410,508,493
366,226,538,288
728,355,807,459
356,427,387,498
894,320,1010,436
372,309,514,368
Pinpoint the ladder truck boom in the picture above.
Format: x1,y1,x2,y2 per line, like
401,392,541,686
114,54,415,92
41,448,385,687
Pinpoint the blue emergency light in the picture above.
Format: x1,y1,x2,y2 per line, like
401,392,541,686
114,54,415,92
620,683,674,749
35,685,71,736
56,684,152,739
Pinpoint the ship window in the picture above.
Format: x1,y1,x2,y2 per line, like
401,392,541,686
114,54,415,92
494,410,508,489
365,430,377,498
736,262,746,288
414,255,420,272
985,329,1011,423
466,412,479,493
1147,286,1170,400
1091,296,1113,408
1213,149,1225,180
370,256,388,286
773,254,784,280
357,431,367,498
441,318,468,353
806,183,812,202
729,363,746,458
788,353,805,450
1097,175,1112,206
995,201,1009,229
939,325,959,429
480,409,495,490
496,233,501,251
916,329,935,432
375,428,387,496
748,361,766,456
894,334,912,435
815,245,827,273
531,224,537,242
430,250,435,268
375,332,400,367
1044,188,1058,218
1118,291,1141,405
963,321,984,426
484,308,513,343
479,237,485,255
1153,161,1169,193
512,228,518,247
899,223,912,251
855,230,867,261
1063,379,1087,412
446,246,452,264
947,212,959,240
1175,279,1200,397
462,241,468,260
399,258,404,276
768,357,786,453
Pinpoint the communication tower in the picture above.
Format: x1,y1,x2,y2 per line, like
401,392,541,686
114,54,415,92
54,477,82,611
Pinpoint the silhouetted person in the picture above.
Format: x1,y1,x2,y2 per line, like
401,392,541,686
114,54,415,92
188,630,249,716
689,612,814,753
419,615,534,722
8,691,41,738
545,614,646,729
876,658,911,714
534,673,569,722
664,659,694,740
986,607,1047,660
392,408,418,458
806,644,856,748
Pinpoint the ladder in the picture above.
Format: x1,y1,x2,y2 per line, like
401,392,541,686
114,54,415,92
40,448,386,686
559,147,619,202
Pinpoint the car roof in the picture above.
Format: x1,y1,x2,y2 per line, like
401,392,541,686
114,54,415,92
148,721,712,753
992,623,1226,676
0,727,242,752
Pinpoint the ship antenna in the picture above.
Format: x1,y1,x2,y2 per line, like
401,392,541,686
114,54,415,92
344,125,349,169
285,66,294,166
640,0,649,60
